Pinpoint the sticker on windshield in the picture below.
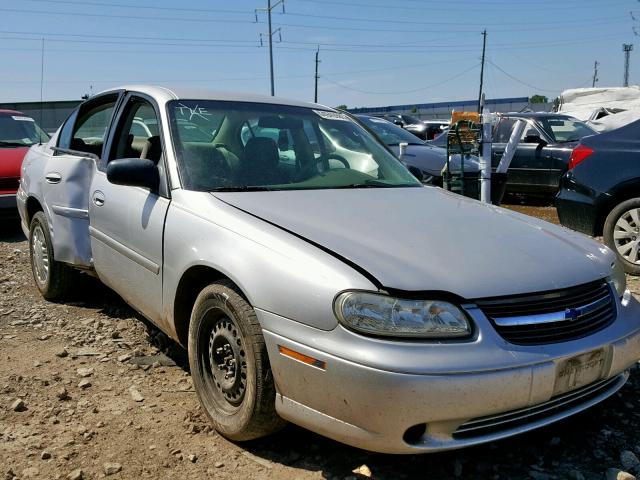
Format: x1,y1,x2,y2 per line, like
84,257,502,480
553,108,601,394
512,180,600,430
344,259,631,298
12,116,34,122
313,110,351,121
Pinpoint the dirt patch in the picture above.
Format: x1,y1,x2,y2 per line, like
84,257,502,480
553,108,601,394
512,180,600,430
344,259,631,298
1,214,639,480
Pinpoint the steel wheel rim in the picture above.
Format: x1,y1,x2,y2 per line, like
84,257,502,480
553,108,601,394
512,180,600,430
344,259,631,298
613,207,640,264
32,225,49,285
206,315,248,407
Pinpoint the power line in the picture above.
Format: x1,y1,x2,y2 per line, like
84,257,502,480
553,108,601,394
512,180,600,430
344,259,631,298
322,63,480,95
20,0,248,14
486,59,560,93
293,0,626,11
0,7,624,34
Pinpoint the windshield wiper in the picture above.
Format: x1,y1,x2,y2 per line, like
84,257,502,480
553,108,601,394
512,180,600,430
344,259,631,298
211,186,273,192
333,180,413,189
0,141,29,147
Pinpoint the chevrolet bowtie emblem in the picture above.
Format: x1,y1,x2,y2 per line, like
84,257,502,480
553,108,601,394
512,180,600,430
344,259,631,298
564,307,581,322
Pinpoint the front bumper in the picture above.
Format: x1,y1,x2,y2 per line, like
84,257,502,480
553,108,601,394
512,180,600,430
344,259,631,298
556,188,600,236
259,293,640,453
0,193,18,218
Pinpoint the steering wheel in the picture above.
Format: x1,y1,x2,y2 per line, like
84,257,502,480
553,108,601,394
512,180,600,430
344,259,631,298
316,153,350,171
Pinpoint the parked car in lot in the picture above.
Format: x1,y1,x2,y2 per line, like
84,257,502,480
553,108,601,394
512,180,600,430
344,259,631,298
429,114,597,198
0,110,48,217
491,113,597,197
18,85,640,454
557,119,640,274
355,114,447,184
372,113,434,140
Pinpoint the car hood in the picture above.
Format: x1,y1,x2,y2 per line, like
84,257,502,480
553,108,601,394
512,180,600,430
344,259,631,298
0,146,29,178
388,144,446,176
213,187,614,299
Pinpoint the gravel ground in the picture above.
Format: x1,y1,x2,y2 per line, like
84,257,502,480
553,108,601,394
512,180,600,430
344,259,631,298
2,210,640,480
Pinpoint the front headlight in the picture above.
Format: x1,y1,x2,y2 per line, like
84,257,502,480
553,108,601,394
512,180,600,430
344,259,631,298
334,291,472,338
611,259,627,298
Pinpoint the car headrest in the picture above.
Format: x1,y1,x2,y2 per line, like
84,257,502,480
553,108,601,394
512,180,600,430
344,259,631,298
244,137,279,170
140,135,162,163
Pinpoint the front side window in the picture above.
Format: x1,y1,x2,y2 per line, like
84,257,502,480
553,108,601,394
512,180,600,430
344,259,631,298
168,100,421,192
0,114,48,147
110,99,163,164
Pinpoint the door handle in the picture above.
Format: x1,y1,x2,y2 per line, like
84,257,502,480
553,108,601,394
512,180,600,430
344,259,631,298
45,172,61,184
92,191,105,207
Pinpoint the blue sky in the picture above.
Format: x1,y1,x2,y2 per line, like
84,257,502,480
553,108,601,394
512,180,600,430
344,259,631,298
0,0,636,108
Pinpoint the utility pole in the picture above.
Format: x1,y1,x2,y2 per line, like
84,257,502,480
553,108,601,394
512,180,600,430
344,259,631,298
39,38,44,135
255,0,285,96
314,45,320,103
623,44,633,87
592,60,599,88
477,29,487,113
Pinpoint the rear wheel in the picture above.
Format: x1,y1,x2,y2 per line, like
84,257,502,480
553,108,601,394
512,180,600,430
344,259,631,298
604,198,640,275
29,211,77,300
188,280,285,441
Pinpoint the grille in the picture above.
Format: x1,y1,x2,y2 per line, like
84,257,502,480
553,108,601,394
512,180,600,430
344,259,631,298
475,279,615,345
453,374,626,440
0,177,19,191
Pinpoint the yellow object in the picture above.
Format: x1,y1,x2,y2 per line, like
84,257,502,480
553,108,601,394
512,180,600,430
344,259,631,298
451,111,480,124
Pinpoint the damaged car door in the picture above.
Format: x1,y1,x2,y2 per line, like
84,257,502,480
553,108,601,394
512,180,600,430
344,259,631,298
44,92,121,267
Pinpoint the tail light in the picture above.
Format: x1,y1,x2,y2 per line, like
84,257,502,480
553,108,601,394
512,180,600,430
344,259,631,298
568,144,594,170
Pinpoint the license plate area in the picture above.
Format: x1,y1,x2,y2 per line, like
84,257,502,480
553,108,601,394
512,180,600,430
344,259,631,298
553,348,607,397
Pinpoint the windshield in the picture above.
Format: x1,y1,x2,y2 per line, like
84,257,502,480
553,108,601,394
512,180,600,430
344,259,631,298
401,115,422,125
168,100,421,192
359,116,424,146
0,114,49,146
537,117,596,143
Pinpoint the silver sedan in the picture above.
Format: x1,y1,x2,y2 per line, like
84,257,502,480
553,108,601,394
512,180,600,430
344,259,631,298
16,86,640,454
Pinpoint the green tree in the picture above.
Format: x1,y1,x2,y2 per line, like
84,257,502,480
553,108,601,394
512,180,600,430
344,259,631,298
529,95,548,104
335,104,348,110
410,106,419,114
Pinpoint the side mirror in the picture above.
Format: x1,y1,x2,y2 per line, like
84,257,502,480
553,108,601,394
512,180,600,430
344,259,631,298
393,119,404,127
107,158,159,190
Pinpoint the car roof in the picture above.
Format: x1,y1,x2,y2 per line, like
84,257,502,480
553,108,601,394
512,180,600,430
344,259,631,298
500,112,575,120
97,85,333,111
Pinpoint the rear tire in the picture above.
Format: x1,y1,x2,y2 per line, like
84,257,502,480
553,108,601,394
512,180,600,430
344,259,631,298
188,280,285,441
29,211,77,300
603,197,640,275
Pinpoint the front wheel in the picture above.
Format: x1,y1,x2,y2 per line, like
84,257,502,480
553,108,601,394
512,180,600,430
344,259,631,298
604,197,640,275
29,211,77,300
188,280,285,441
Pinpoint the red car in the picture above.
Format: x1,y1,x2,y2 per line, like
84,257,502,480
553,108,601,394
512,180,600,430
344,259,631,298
0,110,48,217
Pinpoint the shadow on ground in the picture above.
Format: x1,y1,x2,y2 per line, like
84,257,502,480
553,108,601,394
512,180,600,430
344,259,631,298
0,218,26,243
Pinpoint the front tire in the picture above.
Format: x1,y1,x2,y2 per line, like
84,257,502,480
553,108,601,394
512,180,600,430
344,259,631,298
29,211,77,300
188,280,285,441
604,198,640,275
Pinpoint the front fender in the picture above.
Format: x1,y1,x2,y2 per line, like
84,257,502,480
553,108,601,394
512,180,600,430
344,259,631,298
162,190,376,335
